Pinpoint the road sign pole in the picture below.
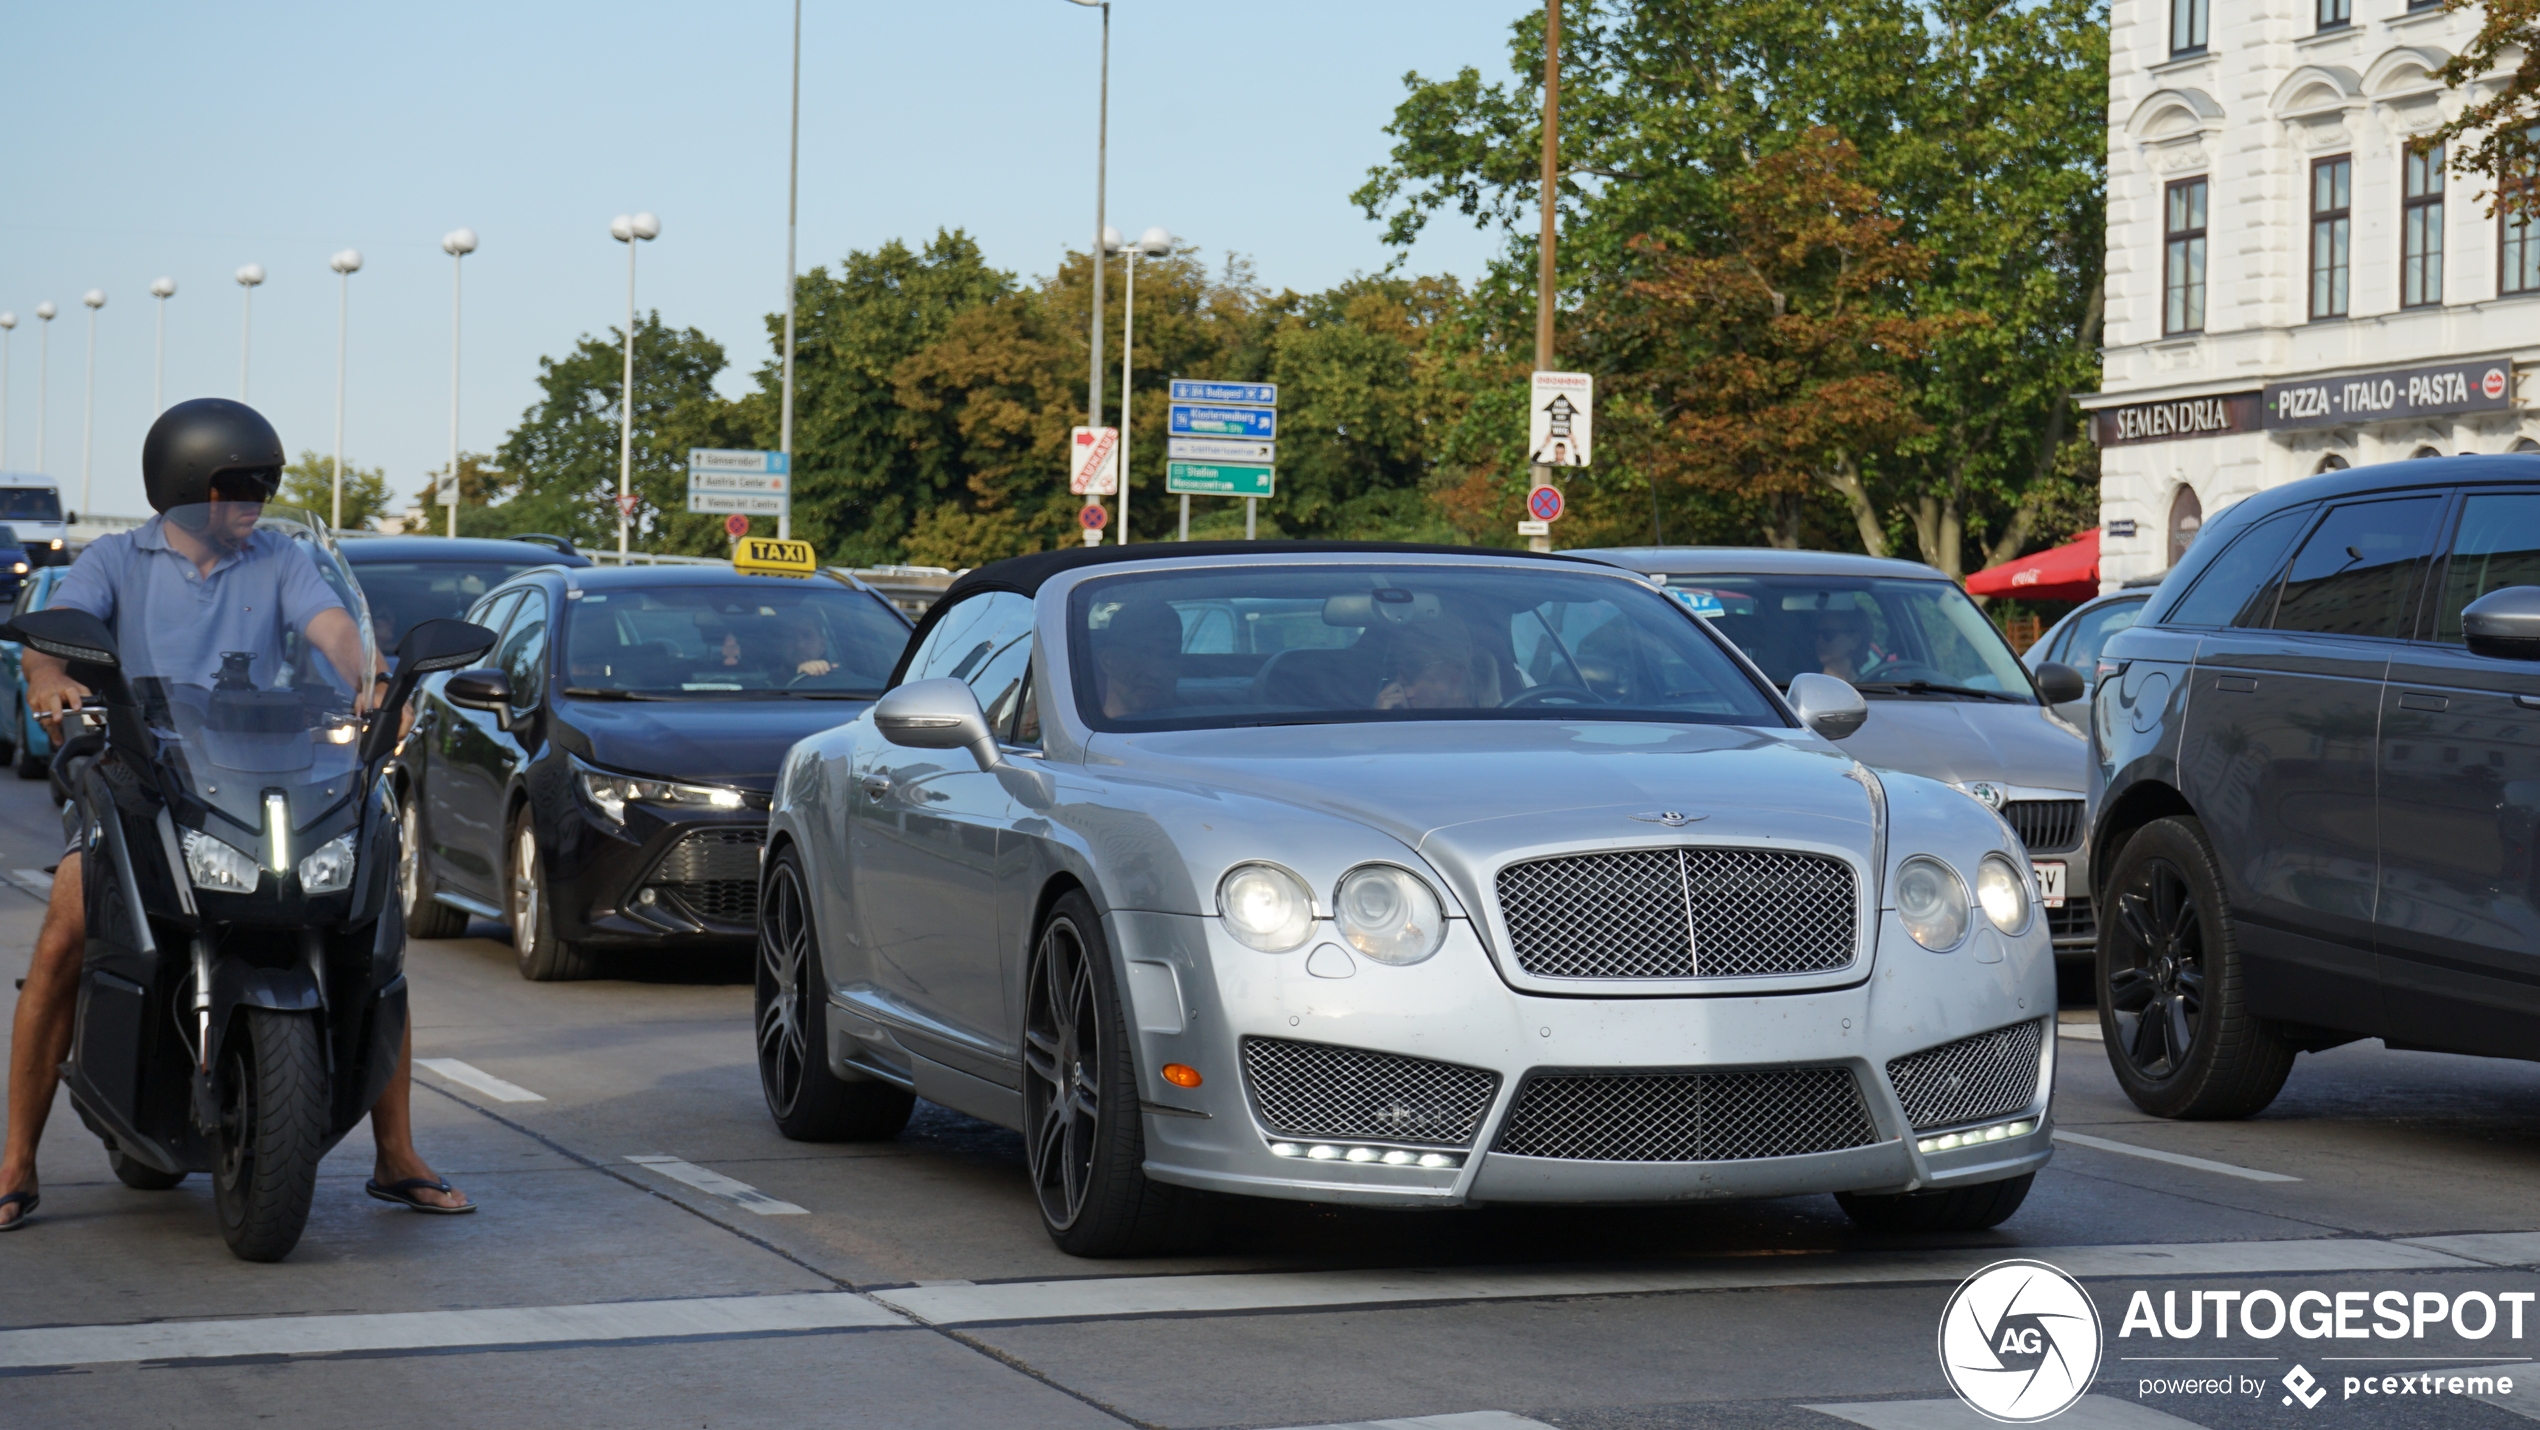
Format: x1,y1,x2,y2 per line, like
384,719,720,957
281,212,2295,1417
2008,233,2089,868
1180,493,1189,542
1245,496,1256,541
1119,246,1135,544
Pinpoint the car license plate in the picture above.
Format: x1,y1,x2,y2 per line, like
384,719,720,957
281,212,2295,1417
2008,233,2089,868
2032,860,2066,909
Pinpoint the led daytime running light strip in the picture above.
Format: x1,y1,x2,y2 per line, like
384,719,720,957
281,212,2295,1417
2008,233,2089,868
1916,1117,2036,1155
1266,1140,1462,1169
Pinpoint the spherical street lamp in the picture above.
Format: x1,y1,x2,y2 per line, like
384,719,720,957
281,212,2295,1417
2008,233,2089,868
33,301,57,474
234,263,266,401
611,212,660,557
0,310,15,470
328,250,365,530
79,290,105,515
441,229,478,537
148,277,176,414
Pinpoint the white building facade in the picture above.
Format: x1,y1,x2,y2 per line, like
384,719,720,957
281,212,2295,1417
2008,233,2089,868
2085,0,2540,588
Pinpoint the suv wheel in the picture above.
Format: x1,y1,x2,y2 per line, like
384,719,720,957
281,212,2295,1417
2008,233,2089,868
2098,815,2294,1119
508,809,597,982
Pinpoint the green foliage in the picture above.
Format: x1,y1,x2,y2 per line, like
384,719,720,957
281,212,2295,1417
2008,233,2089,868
277,449,394,531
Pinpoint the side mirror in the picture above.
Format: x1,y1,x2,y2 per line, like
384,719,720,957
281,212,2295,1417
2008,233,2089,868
2033,661,2087,705
1787,672,1869,741
875,677,1002,772
2463,586,2540,661
444,669,512,715
2,606,121,671
362,619,499,764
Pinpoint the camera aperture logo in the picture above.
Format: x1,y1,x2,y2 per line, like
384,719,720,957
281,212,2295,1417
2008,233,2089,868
1940,1259,2104,1423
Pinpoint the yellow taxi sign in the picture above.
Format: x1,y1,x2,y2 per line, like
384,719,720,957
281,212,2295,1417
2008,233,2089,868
733,537,818,577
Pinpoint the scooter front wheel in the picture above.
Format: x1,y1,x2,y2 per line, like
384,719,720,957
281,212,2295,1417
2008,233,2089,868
213,1007,327,1262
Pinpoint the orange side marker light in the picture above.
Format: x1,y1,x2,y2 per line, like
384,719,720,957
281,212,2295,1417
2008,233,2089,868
1162,1063,1203,1089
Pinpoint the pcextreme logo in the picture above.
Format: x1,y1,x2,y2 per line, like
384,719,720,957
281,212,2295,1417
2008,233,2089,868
1940,1259,2104,1423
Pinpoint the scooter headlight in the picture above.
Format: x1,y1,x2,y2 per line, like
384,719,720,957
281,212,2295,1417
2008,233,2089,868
183,830,260,893
298,832,358,894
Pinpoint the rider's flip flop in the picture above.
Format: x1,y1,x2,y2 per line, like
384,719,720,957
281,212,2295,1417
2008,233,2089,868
0,1190,37,1232
364,1177,476,1215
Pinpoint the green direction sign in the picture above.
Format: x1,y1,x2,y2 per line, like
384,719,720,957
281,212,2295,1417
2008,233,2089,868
1166,460,1275,498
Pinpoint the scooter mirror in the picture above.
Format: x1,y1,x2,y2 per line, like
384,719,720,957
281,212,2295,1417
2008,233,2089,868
394,617,499,675
2,607,122,671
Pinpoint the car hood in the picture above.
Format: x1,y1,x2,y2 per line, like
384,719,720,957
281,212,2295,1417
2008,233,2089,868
557,697,870,793
1841,698,2083,794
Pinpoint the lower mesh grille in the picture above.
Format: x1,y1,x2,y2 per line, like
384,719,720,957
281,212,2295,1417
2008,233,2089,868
1884,1021,2047,1132
1493,1066,1877,1162
1240,1038,1500,1148
646,826,765,927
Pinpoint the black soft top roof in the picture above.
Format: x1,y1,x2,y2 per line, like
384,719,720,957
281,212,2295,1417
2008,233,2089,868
889,539,1600,688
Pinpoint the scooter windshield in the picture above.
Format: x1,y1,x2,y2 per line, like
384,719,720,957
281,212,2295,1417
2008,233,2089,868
122,506,379,836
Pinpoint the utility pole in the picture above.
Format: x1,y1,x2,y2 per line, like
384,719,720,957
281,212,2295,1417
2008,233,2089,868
778,0,803,542
1528,0,1562,553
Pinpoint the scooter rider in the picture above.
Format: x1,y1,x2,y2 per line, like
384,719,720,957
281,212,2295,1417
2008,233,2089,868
0,398,471,1230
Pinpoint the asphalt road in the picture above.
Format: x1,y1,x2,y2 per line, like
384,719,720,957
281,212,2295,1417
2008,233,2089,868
4,768,2538,1430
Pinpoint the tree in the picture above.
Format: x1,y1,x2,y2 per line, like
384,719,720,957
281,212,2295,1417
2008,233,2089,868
277,449,395,530
2429,0,2540,222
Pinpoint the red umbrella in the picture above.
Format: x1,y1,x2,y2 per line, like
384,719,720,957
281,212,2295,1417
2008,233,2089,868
1965,529,2099,603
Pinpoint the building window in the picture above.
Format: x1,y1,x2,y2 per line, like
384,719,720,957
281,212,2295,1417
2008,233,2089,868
2165,178,2209,335
2171,0,2208,54
2403,143,2444,308
2318,0,2350,30
2311,156,2352,320
2504,128,2540,296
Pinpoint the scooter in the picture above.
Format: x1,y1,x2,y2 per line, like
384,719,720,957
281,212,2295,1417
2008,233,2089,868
6,568,492,1262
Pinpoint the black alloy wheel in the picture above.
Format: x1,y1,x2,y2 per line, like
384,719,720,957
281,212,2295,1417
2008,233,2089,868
754,848,911,1141
1021,890,1200,1257
2096,816,2294,1119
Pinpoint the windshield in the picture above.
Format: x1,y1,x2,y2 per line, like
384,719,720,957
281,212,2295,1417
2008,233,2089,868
1658,575,2036,701
350,557,559,658
1065,563,1784,732
0,488,63,522
561,584,906,697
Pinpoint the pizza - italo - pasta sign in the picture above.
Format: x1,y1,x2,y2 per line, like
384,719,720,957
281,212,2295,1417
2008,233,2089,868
2262,357,2517,430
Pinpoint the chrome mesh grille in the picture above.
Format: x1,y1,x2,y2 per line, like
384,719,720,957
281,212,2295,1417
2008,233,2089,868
1493,1066,1877,1162
646,827,765,927
2003,800,2085,853
1884,1020,2047,1132
1494,848,1857,979
1240,1038,1499,1148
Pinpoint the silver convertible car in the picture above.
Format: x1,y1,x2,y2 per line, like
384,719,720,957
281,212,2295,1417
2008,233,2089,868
753,544,2057,1256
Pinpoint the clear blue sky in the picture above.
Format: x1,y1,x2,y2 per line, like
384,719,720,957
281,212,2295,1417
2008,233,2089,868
0,0,1537,519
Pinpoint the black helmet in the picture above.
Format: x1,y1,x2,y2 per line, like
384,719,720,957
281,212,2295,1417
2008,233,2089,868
142,398,284,513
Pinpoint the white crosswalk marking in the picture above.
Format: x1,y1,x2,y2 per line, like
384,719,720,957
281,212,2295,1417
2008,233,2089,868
2054,1129,2299,1182
1259,1415,1556,1430
624,1155,808,1215
1809,1396,2204,1428
417,1057,546,1103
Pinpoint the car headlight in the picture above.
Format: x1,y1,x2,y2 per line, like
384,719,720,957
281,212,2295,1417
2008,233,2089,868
578,768,750,824
1218,862,1315,953
299,832,358,894
182,830,260,893
1333,864,1446,965
1975,853,2031,934
1895,855,1970,950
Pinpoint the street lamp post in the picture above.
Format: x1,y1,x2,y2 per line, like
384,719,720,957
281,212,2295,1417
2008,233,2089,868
149,278,176,414
35,302,56,473
778,0,803,543
1067,0,1110,440
0,311,14,470
329,250,364,530
441,228,478,539
234,264,265,401
80,290,104,517
1103,226,1172,544
610,212,660,558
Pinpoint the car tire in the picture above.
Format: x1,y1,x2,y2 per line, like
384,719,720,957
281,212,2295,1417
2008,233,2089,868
1024,890,1203,1258
755,846,914,1142
2097,815,2295,1120
508,808,597,982
398,792,468,941
14,709,46,780
1837,1172,2033,1233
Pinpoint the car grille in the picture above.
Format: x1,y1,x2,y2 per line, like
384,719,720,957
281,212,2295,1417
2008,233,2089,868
1494,847,1857,979
1884,1020,2046,1132
1240,1037,1500,1148
2048,896,2096,947
1492,1066,1878,1162
645,827,765,927
2003,800,2084,853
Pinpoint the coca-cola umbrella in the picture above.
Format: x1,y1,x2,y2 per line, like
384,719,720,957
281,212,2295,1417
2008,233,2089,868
1965,529,2100,604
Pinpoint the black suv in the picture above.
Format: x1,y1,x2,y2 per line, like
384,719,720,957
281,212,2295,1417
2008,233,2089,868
394,563,911,979
2091,454,2540,1117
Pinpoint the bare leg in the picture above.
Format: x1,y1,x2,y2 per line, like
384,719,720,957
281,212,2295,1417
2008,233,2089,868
2,856,84,1226
369,1020,468,1210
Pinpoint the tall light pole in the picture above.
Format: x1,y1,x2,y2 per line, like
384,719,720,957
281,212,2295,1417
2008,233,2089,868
35,302,56,473
441,228,478,539
1067,0,1109,437
80,290,104,517
234,264,265,401
1104,226,1171,545
611,212,660,558
149,277,176,414
329,250,363,530
0,311,14,470
778,0,803,542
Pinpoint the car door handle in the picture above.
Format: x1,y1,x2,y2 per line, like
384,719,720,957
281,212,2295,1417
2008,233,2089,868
2215,675,2258,693
2517,695,2540,711
2398,692,2450,713
861,775,892,802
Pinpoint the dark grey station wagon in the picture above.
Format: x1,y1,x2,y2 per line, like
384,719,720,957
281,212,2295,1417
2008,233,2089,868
2091,454,2540,1118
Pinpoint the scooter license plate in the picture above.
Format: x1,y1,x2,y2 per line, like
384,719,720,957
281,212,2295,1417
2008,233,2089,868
2032,860,2066,909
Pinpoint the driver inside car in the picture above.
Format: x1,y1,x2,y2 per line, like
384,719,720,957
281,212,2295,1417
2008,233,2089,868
1094,599,1185,718
1810,608,1876,681
0,398,471,1232
1374,614,1503,711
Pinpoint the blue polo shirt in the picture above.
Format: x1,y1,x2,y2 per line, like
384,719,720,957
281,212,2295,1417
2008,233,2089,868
52,517,349,690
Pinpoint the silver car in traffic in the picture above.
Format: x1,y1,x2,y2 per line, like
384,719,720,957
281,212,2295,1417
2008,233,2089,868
755,545,2056,1256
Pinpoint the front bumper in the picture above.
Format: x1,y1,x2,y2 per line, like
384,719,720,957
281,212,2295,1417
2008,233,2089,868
1110,909,2057,1209
547,795,767,948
